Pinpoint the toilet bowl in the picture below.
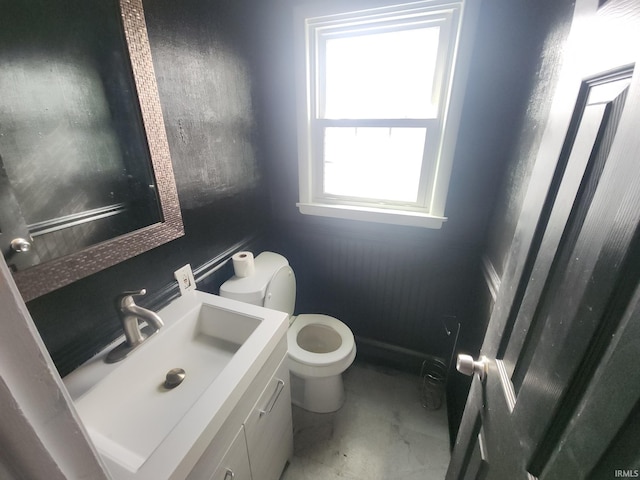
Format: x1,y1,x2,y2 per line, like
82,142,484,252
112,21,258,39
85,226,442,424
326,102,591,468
287,313,357,412
220,251,356,413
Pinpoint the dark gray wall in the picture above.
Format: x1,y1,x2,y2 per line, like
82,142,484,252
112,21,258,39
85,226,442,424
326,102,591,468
251,0,575,370
484,0,577,279
24,0,270,376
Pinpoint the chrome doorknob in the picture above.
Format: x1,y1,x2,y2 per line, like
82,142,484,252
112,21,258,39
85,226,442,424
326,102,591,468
456,354,488,381
10,238,32,253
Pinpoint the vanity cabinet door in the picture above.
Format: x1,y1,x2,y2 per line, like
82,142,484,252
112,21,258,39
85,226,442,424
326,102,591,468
244,357,293,480
209,426,252,480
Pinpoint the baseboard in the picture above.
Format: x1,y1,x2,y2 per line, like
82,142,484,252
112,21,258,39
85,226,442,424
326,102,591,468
354,336,446,375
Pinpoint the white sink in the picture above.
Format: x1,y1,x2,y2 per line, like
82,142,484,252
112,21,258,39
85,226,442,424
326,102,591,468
64,290,288,479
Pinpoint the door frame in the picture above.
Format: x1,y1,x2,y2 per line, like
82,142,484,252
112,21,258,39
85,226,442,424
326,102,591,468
0,259,109,479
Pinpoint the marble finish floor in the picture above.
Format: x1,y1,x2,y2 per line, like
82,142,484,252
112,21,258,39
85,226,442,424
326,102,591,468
280,361,450,480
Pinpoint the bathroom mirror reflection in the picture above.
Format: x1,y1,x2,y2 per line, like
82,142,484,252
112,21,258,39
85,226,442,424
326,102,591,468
0,0,184,301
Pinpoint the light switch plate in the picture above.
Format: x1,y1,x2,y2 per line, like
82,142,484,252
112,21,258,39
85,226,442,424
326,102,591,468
174,264,196,295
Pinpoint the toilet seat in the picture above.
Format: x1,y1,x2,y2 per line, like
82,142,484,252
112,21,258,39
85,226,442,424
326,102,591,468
288,314,355,367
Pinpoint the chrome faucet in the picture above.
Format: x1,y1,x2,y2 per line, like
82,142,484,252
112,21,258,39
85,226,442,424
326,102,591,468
106,289,164,363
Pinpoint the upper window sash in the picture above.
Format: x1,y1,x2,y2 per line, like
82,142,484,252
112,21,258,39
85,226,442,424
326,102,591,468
316,23,453,122
308,7,460,123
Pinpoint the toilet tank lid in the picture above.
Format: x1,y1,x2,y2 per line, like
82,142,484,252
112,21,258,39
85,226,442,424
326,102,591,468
219,252,289,303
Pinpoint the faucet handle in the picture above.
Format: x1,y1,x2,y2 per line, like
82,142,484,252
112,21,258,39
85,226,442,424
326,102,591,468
115,289,147,307
119,288,146,297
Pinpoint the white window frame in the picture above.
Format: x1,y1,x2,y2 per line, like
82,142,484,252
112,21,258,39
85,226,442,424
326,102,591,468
294,0,480,229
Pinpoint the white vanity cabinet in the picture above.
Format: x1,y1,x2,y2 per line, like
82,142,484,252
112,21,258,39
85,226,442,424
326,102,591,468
244,356,293,480
187,337,293,480
209,426,251,480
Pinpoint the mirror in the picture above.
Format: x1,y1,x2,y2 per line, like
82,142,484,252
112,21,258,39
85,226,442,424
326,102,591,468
0,0,184,301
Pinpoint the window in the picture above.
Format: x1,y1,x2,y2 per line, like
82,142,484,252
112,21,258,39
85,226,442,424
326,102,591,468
295,0,478,228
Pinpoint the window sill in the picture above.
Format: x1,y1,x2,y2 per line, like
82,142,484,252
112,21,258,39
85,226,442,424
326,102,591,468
296,203,447,229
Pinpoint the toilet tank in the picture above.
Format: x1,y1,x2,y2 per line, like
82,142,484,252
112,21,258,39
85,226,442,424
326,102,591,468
220,252,296,316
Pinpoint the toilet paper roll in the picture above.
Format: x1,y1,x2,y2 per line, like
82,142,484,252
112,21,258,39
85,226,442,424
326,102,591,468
232,251,255,277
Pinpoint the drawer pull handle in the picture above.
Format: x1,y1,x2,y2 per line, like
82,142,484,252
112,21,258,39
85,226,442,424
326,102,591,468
259,379,285,417
224,468,234,479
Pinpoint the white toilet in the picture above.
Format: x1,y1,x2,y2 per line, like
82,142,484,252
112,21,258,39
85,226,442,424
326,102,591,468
220,251,356,413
